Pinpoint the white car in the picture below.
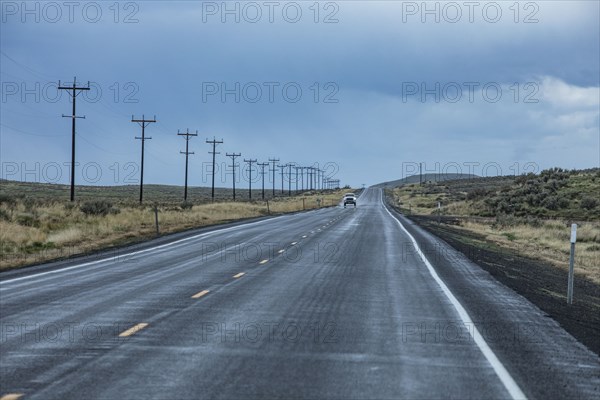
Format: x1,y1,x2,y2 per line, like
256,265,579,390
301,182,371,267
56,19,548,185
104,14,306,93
343,193,357,208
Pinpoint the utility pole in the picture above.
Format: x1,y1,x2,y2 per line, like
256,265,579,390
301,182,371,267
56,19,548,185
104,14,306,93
226,152,241,200
278,164,286,195
308,167,313,190
294,166,300,192
316,168,322,190
301,167,305,191
269,158,279,197
132,115,156,204
58,77,90,202
178,129,197,201
287,164,293,196
244,158,257,200
419,162,423,185
258,162,269,199
206,137,223,201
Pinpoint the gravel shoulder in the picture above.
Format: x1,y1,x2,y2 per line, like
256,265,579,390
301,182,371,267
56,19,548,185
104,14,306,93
402,213,600,356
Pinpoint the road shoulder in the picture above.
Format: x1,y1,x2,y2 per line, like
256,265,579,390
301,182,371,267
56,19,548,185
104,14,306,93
384,201,600,399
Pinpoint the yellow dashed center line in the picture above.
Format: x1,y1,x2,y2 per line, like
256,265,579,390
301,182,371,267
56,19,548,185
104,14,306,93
233,272,245,278
259,259,269,264
191,289,210,299
119,323,148,338
0,394,24,400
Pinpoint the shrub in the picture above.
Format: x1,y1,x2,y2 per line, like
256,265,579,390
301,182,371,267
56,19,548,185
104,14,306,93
580,197,598,210
466,188,488,200
80,200,118,216
557,196,570,209
23,197,36,211
0,194,17,207
542,196,559,210
180,201,193,210
502,232,517,241
16,213,40,227
525,216,543,228
493,214,519,229
0,208,11,221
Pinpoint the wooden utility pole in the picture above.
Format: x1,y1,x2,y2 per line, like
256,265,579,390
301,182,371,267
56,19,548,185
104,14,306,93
58,77,90,201
269,158,279,197
178,129,197,201
132,115,156,203
226,152,242,200
258,162,269,199
244,158,257,199
206,137,223,201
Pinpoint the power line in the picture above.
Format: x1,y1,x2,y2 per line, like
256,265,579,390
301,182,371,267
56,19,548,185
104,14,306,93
132,114,156,204
178,129,197,201
226,152,242,201
58,77,90,202
0,123,67,138
1,51,60,81
206,137,223,201
244,158,257,200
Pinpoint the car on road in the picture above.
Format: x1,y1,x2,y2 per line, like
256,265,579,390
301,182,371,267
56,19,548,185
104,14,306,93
343,193,357,208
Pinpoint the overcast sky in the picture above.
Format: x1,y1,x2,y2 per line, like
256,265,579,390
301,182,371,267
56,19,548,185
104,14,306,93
1,1,599,189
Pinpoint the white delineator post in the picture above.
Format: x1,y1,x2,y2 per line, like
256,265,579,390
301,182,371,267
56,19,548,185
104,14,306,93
567,223,577,304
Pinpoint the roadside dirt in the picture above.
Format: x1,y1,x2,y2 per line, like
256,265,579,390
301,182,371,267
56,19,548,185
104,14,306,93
408,214,600,356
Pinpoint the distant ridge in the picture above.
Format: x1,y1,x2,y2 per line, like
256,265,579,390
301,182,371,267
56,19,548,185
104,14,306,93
372,173,478,188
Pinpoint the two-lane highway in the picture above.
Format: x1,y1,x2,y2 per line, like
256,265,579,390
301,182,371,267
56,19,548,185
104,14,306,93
1,189,599,399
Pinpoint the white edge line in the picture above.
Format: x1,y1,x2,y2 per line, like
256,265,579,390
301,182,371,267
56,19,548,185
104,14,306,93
0,214,289,286
381,191,527,400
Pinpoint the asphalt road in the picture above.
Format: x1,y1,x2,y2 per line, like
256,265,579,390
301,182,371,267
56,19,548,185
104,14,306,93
1,189,599,399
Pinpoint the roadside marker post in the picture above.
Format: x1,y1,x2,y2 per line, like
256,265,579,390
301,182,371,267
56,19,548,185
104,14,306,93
567,223,577,304
154,205,160,236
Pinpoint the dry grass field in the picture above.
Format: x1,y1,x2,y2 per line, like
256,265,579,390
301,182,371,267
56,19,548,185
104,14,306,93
0,180,349,270
389,168,600,284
